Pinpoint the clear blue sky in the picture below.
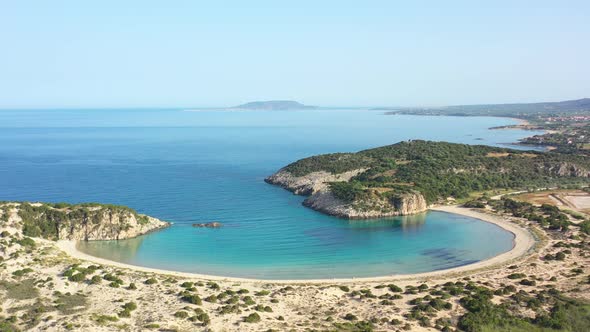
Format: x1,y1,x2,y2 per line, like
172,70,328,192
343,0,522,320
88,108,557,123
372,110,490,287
1,1,588,108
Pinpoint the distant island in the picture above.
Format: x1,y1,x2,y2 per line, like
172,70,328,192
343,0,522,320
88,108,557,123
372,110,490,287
231,100,316,110
266,140,590,218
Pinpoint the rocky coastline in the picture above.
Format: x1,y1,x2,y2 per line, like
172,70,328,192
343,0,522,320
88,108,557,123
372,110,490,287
0,202,169,241
265,169,428,219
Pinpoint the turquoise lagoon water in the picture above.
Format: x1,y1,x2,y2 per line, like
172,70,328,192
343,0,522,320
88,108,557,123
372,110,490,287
0,109,542,279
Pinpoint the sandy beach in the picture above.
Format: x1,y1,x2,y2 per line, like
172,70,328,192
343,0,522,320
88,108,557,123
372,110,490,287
56,205,537,284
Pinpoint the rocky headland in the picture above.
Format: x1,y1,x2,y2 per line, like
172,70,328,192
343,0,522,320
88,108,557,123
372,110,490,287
0,202,168,241
265,169,428,218
265,140,590,219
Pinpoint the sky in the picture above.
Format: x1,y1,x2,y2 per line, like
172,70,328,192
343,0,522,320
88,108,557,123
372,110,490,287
1,0,589,108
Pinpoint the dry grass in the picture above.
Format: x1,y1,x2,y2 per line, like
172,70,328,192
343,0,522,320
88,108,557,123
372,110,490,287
486,152,510,158
513,190,590,215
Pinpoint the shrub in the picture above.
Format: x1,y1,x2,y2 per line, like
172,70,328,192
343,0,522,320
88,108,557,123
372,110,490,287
68,273,86,283
391,318,402,325
90,275,102,284
144,278,157,285
243,312,261,323
174,311,189,319
204,295,217,303
180,282,193,288
242,296,255,305
17,237,36,247
520,279,537,286
339,285,350,292
219,304,241,315
118,309,131,318
12,268,34,277
195,312,210,324
344,313,358,321
123,302,137,311
181,293,202,305
93,314,119,325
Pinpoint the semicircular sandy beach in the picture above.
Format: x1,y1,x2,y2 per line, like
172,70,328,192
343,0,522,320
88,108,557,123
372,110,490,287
56,205,537,284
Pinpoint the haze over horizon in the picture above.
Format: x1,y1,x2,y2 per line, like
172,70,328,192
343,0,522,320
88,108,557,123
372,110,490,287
1,0,589,108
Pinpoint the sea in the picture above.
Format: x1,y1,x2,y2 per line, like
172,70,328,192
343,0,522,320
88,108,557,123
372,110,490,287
0,108,543,279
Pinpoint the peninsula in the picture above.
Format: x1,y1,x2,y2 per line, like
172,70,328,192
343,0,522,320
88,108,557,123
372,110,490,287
266,140,590,218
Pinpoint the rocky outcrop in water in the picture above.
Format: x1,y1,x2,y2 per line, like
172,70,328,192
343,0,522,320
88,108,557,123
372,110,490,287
0,202,169,241
192,222,222,228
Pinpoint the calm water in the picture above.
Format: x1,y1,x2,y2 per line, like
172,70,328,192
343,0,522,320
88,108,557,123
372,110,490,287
0,109,541,279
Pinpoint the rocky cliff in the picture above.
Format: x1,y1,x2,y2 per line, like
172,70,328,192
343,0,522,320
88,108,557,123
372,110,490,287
302,189,427,219
0,202,169,241
545,162,590,178
265,168,367,195
265,169,428,219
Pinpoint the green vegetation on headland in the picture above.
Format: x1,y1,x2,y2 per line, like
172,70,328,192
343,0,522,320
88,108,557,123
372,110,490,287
279,140,590,205
0,201,166,241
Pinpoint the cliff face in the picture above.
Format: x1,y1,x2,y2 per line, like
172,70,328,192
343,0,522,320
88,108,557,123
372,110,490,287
0,202,169,241
61,212,168,241
265,169,428,219
546,162,590,177
265,169,366,195
302,189,427,219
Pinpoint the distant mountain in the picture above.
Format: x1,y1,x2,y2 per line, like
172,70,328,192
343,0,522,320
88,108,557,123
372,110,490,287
376,98,590,117
232,100,316,110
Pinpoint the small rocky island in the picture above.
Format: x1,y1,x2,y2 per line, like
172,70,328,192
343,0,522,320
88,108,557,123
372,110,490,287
231,100,316,110
192,222,222,228
266,140,590,219
0,202,168,241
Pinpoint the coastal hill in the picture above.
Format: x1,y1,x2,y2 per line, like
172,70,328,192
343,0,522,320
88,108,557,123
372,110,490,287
231,100,316,110
266,140,590,218
379,98,590,117
0,202,168,241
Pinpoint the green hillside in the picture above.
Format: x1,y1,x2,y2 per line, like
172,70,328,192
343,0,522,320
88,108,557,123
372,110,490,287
282,140,590,204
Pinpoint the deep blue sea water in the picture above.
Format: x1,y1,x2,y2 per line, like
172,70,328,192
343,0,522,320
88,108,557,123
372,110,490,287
0,109,543,279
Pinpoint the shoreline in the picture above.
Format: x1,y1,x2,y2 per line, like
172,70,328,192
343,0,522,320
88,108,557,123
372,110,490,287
56,205,537,284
